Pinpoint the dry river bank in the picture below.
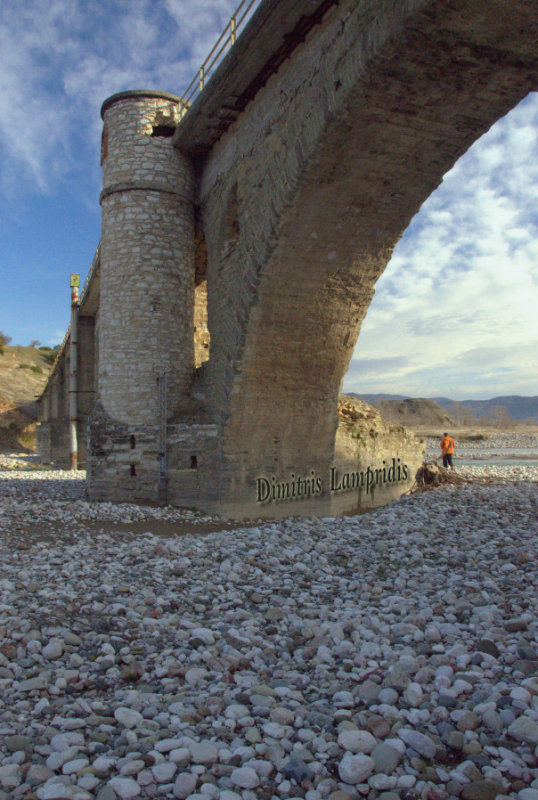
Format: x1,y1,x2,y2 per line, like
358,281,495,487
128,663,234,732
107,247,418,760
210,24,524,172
0,462,536,800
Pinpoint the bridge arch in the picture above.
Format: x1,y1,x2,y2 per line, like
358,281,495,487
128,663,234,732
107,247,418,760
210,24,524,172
209,0,537,514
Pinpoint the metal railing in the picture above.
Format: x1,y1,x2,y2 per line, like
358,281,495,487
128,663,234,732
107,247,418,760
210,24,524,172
179,0,259,117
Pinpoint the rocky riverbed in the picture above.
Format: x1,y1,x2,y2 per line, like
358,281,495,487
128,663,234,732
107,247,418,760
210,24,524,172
0,468,537,800
425,433,538,460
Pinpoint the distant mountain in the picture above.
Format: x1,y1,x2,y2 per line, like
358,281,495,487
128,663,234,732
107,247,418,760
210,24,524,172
348,393,538,423
432,396,538,422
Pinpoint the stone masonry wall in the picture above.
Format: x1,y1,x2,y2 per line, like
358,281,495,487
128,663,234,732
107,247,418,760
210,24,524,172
194,0,537,517
87,403,160,502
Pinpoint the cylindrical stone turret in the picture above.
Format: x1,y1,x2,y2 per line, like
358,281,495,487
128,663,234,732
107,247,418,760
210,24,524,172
98,90,195,425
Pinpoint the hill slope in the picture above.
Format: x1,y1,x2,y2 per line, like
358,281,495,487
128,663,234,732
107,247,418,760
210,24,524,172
0,345,53,451
374,397,455,428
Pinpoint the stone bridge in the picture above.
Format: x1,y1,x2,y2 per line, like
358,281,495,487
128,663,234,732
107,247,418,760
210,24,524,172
38,0,538,518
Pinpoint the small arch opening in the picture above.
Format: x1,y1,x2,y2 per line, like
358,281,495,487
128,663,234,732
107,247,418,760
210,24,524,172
130,464,136,476
194,208,210,368
130,435,136,449
151,124,175,138
190,455,198,469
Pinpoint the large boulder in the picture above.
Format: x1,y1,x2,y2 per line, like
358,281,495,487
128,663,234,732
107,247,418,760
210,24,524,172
330,395,424,514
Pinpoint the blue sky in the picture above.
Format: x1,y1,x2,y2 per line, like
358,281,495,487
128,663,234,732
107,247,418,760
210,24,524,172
1,1,537,400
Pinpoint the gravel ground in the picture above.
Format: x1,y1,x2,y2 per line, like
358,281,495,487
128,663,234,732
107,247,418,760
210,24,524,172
0,468,537,800
425,433,538,461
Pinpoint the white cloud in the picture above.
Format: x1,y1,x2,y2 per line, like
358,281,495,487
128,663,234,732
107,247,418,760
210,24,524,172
0,0,261,197
345,93,538,399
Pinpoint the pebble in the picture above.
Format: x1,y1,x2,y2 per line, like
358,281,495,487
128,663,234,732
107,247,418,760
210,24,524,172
230,766,260,788
173,773,197,798
508,716,538,745
338,754,374,784
107,777,141,798
337,729,377,754
0,466,536,799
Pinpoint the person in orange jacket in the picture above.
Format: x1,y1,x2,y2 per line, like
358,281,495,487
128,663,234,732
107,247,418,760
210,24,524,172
440,432,456,470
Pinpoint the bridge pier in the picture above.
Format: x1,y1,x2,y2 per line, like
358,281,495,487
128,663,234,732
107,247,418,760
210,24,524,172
88,91,197,504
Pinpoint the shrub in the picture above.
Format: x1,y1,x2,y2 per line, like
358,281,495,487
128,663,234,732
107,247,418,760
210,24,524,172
0,331,12,355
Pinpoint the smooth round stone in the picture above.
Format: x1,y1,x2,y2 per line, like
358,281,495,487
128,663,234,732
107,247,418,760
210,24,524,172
458,711,480,731
403,683,423,707
263,722,286,739
26,765,54,786
518,791,538,800
371,743,401,773
51,733,84,752
185,668,208,685
338,754,374,784
92,756,117,776
107,777,141,799
154,738,184,753
78,776,100,791
62,758,89,774
38,787,90,799
333,691,355,708
120,761,145,776
444,730,465,750
189,627,215,645
245,727,262,744
230,767,260,789
357,680,380,704
6,735,32,753
508,716,538,744
378,688,398,705
281,757,311,782
271,706,295,725
397,775,416,788
114,707,143,729
482,710,502,733
476,639,500,658
43,638,64,659
169,748,191,765
369,774,397,790
152,761,177,783
398,728,436,759
0,765,21,791
173,773,197,799
189,742,218,764
460,780,505,800
225,704,250,719
338,729,377,754
137,771,153,788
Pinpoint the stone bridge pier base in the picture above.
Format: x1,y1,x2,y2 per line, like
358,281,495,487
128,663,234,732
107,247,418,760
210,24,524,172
88,91,198,504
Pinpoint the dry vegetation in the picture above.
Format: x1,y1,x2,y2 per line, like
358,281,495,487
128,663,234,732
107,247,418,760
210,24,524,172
0,345,53,452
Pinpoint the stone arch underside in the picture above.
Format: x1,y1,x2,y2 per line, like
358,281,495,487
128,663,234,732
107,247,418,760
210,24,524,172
203,0,537,515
